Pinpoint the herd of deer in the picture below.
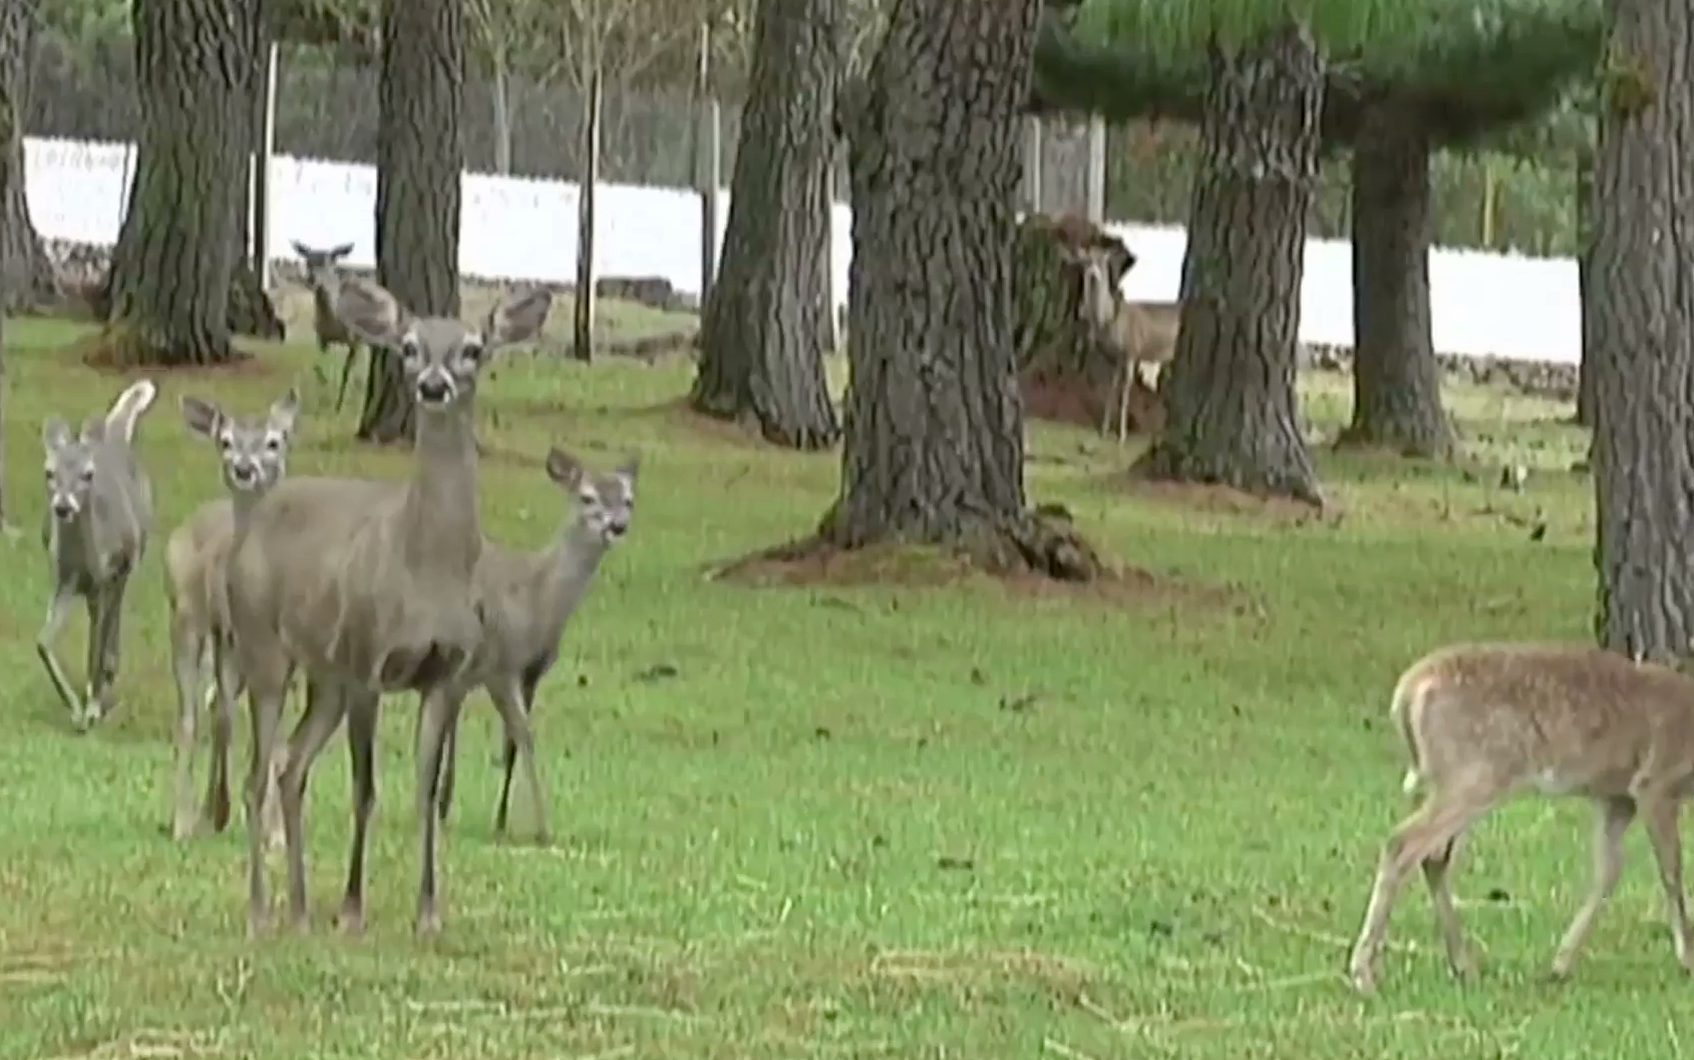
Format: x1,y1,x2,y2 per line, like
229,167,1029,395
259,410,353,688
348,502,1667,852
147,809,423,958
26,233,1694,995
37,273,638,939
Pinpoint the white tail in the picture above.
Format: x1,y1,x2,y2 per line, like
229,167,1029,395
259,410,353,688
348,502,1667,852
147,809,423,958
1348,641,1694,994
105,379,158,446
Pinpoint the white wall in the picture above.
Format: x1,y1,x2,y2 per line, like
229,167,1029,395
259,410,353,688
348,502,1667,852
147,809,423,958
25,135,1580,365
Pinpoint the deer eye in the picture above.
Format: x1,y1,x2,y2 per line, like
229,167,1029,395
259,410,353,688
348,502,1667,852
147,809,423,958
265,436,282,452
401,337,422,361
460,342,484,364
79,467,95,483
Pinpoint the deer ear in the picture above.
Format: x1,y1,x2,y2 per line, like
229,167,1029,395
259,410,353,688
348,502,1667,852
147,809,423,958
268,388,300,437
42,416,71,452
180,395,222,439
615,452,641,482
291,240,312,258
79,416,106,445
336,276,412,348
483,288,553,351
330,242,354,259
544,447,583,488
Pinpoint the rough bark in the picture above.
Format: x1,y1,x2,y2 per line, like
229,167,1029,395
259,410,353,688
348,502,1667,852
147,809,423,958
690,0,842,449
823,0,1098,579
1337,110,1453,456
359,0,464,443
1592,0,1694,662
102,0,256,366
1137,24,1323,505
1,0,58,314
227,2,283,341
1575,149,1596,428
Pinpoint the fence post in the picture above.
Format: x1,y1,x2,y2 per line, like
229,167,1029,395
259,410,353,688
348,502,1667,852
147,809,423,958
695,23,720,308
1024,115,1043,215
1085,113,1105,222
572,62,602,363
824,154,840,352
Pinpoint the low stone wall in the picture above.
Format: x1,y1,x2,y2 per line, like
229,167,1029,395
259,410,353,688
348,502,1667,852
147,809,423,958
1299,342,1578,403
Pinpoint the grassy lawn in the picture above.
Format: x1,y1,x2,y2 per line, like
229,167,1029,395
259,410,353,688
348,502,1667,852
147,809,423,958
0,305,1673,1059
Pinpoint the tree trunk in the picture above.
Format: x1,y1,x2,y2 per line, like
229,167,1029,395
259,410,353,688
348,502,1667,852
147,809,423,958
1338,111,1452,456
103,0,256,366
0,0,58,314
1592,0,1694,662
492,60,512,175
359,0,465,444
824,0,1097,578
1138,24,1323,505
1575,149,1596,428
227,1,282,341
690,0,842,449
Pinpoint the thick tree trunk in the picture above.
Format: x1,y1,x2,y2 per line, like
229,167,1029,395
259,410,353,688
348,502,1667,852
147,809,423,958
1575,150,1596,428
824,0,1097,578
1138,24,1323,505
690,0,842,449
1592,0,1694,662
103,0,256,366
1338,112,1452,456
359,0,464,444
1,0,57,314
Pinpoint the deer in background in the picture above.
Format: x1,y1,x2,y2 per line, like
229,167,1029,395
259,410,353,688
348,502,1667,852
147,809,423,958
162,388,299,843
226,276,551,937
291,241,363,412
1348,642,1694,993
434,446,640,844
39,379,158,730
1058,241,1181,443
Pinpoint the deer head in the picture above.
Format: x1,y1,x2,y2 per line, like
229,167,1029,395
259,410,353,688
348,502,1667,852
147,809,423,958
180,389,301,496
291,241,355,294
42,418,98,522
545,447,639,545
1058,242,1137,331
334,278,552,413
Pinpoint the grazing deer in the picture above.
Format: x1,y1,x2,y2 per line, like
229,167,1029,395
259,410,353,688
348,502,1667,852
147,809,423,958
434,446,640,843
1348,642,1694,994
226,276,551,937
162,388,299,842
291,240,363,412
1059,242,1181,443
38,379,158,730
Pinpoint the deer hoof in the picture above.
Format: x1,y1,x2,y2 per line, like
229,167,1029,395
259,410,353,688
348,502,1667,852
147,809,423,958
415,908,443,939
336,904,366,937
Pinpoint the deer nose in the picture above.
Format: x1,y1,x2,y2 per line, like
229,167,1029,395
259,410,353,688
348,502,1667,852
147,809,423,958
51,498,76,519
231,461,259,486
416,374,452,404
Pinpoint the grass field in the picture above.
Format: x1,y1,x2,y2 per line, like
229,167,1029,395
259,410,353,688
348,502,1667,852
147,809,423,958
0,304,1677,1059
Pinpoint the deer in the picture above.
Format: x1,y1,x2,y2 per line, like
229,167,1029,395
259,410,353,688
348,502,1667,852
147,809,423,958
162,388,300,843
1058,241,1181,443
432,446,640,844
39,379,158,731
291,240,363,413
1347,641,1694,994
225,275,551,938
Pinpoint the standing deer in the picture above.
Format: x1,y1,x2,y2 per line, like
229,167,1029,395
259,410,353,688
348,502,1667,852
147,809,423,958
1059,242,1181,443
162,388,299,842
226,276,551,937
39,379,158,730
1348,642,1694,993
434,446,640,843
291,240,363,412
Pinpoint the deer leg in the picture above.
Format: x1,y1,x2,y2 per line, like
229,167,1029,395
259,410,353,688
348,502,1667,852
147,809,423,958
338,690,380,936
1637,792,1694,972
1550,795,1636,979
1348,793,1488,994
490,679,549,844
169,616,208,841
1118,359,1138,443
1419,829,1476,981
415,685,463,937
278,675,349,932
36,587,84,726
436,704,459,824
243,662,292,938
86,574,128,724
203,633,239,834
335,340,360,413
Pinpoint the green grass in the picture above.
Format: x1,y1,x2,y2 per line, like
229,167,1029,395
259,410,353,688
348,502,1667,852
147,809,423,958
0,307,1669,1059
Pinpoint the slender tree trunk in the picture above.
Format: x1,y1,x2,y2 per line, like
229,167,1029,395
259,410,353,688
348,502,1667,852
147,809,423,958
492,60,512,175
0,7,13,530
1338,110,1452,456
0,0,58,313
822,0,1097,578
1575,149,1596,428
690,0,842,449
1138,24,1324,504
102,0,255,366
226,0,282,340
1592,0,1694,661
360,0,465,443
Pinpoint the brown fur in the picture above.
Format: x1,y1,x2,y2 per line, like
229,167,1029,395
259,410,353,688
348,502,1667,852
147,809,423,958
1349,641,1694,993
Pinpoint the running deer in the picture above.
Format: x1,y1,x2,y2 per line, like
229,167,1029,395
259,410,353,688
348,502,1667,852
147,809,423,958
226,276,551,937
1348,642,1694,993
1059,242,1181,442
291,240,363,412
162,389,299,842
38,379,158,730
433,446,640,843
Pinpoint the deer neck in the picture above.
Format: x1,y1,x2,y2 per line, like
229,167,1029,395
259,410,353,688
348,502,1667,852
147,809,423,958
539,518,610,622
403,404,481,575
